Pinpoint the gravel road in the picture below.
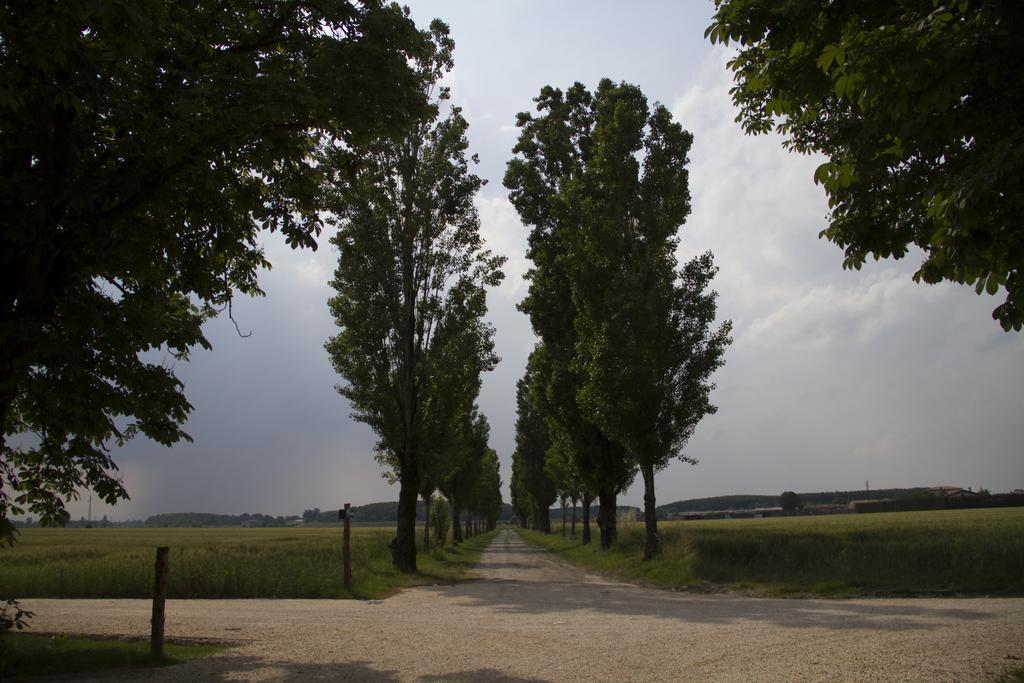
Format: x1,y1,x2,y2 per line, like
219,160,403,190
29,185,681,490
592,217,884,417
21,529,1024,681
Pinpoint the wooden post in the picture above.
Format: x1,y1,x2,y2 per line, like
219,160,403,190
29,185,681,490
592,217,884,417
342,503,352,591
151,546,169,658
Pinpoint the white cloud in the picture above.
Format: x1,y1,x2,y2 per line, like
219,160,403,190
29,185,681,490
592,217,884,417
619,47,1024,505
476,194,529,302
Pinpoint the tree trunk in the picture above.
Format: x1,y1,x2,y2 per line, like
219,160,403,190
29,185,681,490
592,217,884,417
537,502,551,533
641,462,659,560
394,160,420,573
561,501,567,537
422,495,431,551
394,465,419,572
571,499,577,537
597,488,617,550
581,493,592,545
0,386,16,523
451,501,463,543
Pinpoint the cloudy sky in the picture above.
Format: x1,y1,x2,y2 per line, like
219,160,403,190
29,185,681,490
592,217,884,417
76,1,1022,520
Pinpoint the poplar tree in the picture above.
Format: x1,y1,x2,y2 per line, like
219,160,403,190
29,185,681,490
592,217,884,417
568,83,732,560
510,455,531,529
324,22,503,571
505,83,636,550
438,407,490,543
508,81,731,555
511,348,557,533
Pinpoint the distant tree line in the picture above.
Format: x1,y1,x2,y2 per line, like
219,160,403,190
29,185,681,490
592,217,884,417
655,488,932,516
145,512,301,528
13,515,144,529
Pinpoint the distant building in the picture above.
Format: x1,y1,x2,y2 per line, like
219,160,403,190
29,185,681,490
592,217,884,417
928,486,979,498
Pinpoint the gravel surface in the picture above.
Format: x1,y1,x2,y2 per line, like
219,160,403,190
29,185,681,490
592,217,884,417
22,529,1024,681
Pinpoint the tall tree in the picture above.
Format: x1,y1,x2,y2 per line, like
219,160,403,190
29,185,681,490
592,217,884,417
545,435,581,538
0,0,429,543
468,446,502,532
568,83,733,560
510,451,531,529
416,266,497,550
439,407,490,543
707,1,1024,331
511,348,557,533
323,22,503,571
505,83,637,550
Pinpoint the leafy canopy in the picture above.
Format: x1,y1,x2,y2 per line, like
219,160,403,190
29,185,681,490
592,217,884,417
707,0,1024,330
0,0,429,541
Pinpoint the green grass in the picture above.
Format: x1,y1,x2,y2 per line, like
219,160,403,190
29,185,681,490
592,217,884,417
997,667,1024,683
520,507,1024,596
0,527,497,599
0,632,223,679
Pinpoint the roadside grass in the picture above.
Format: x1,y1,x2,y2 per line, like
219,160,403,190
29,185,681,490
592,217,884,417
0,633,224,679
519,507,1024,596
0,527,497,599
996,666,1024,683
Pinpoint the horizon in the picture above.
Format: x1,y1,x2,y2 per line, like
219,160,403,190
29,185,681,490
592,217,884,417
49,482,1023,524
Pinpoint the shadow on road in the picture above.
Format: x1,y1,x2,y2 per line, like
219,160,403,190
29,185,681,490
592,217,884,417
85,655,546,683
448,531,994,633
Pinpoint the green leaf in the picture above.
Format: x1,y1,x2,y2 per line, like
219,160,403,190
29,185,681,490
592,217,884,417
813,162,833,185
816,44,839,71
834,75,849,98
838,163,854,188
985,273,999,295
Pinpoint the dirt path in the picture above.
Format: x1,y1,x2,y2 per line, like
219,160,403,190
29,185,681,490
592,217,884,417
22,529,1024,681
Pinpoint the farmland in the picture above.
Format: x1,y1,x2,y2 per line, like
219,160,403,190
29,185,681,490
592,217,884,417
0,527,496,599
520,507,1024,596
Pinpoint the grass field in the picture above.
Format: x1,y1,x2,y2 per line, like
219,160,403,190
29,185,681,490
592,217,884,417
520,507,1024,596
0,527,496,599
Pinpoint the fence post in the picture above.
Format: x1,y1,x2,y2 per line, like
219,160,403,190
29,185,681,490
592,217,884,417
151,546,169,658
343,503,352,591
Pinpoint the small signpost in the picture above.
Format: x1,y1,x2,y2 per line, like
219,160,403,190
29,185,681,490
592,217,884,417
340,504,352,590
151,546,169,658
